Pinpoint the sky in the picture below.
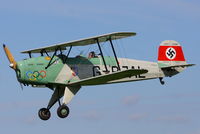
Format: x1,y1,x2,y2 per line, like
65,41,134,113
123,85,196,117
0,0,200,134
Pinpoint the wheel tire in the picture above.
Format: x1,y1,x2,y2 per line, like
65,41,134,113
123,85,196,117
57,105,70,118
38,108,51,121
161,81,165,85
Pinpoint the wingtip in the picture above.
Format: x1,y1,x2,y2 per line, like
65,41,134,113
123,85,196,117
3,44,6,48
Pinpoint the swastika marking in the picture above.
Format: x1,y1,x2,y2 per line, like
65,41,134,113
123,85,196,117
166,47,176,60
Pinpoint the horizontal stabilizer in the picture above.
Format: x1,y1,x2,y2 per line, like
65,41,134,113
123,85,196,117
49,69,148,86
160,64,195,69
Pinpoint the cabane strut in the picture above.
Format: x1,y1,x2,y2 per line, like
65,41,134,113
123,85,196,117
45,47,59,69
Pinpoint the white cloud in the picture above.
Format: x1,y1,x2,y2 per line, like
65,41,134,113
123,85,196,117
129,113,147,121
156,115,190,124
23,116,38,125
122,95,139,106
1,0,199,20
190,130,200,134
0,100,45,111
81,110,102,121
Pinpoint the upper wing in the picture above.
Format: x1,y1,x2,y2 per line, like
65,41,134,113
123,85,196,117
21,32,136,54
49,69,148,86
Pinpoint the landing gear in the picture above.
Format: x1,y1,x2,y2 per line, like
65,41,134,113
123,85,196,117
38,86,80,120
57,105,70,118
159,77,165,85
38,108,51,121
38,105,70,120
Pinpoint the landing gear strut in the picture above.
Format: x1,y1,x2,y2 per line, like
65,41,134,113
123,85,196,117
159,77,165,85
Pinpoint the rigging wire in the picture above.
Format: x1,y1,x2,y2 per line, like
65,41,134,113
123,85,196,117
120,39,130,67
114,39,125,67
101,42,113,66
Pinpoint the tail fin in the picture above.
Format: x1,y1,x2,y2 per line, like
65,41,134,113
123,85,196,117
158,40,195,77
158,40,186,67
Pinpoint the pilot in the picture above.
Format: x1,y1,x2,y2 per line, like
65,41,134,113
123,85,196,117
88,51,96,58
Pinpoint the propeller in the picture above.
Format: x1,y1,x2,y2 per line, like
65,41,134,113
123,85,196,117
3,44,17,70
3,44,24,90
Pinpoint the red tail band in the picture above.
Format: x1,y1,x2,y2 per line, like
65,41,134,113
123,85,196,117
158,46,185,61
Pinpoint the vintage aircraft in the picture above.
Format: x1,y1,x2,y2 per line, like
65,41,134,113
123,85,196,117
3,32,194,121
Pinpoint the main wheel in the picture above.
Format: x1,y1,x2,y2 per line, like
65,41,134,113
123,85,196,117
57,105,70,118
38,108,51,121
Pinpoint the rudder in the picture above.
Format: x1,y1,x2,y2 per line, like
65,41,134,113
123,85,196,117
158,40,186,66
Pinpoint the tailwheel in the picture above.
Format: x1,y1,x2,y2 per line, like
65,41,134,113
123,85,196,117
161,81,165,85
159,77,165,85
38,108,51,121
57,105,70,118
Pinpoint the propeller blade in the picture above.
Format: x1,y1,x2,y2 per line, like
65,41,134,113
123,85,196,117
19,82,23,91
3,44,17,70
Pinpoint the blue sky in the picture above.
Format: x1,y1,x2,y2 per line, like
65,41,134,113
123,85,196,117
0,0,199,134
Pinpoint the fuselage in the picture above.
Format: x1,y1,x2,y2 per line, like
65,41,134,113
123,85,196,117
16,55,165,87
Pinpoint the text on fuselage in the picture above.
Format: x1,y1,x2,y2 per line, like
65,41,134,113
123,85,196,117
92,65,146,78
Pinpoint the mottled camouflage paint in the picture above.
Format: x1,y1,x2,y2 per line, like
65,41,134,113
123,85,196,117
16,54,187,87
16,56,117,85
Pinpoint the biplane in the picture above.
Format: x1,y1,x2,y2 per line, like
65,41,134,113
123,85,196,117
3,32,194,121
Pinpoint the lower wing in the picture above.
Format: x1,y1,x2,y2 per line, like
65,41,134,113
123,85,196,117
49,69,148,86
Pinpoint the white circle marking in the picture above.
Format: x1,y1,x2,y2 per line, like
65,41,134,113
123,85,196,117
165,47,176,60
